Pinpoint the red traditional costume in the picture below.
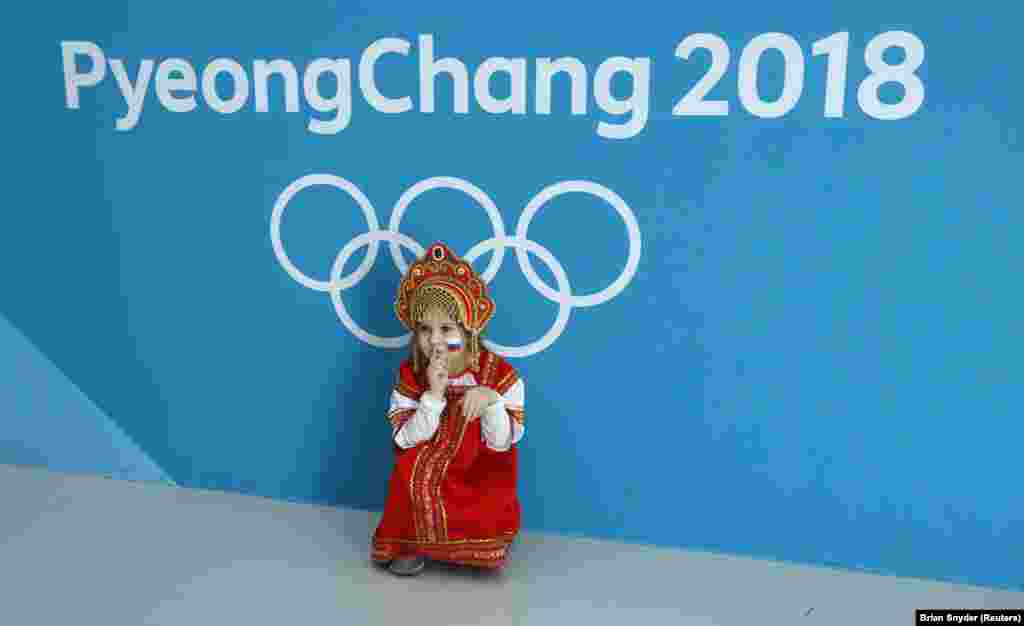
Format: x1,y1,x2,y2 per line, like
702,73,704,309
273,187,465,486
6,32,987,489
371,243,525,570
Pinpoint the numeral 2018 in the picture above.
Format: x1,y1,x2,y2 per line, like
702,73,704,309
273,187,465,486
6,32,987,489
673,31,925,120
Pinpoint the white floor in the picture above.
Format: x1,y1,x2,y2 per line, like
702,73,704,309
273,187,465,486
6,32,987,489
0,464,1019,625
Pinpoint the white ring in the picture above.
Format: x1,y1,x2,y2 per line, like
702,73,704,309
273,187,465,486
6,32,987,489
271,176,640,358
270,174,380,292
387,176,507,282
328,230,425,349
515,180,641,307
464,237,572,358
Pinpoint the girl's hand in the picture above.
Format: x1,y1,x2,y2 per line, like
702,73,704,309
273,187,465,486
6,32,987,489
460,386,500,420
427,346,449,396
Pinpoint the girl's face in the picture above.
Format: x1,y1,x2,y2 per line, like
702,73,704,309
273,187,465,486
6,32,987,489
416,308,467,365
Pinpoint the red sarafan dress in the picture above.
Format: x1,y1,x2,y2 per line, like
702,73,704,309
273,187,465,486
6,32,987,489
371,348,525,569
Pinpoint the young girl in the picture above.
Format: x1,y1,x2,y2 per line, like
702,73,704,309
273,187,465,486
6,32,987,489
371,242,526,576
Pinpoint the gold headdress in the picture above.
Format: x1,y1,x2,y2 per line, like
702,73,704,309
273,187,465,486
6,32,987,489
395,242,494,370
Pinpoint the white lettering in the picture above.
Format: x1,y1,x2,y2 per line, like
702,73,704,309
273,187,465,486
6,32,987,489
536,58,587,115
419,34,469,114
360,38,412,113
155,58,197,113
474,57,527,114
109,59,154,131
254,60,300,113
303,58,352,135
59,35,663,139
202,58,250,114
594,56,650,139
61,41,106,109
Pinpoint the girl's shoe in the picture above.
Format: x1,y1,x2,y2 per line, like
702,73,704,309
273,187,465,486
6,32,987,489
388,556,426,576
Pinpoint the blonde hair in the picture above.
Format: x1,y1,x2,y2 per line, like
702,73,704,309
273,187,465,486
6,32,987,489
409,298,483,374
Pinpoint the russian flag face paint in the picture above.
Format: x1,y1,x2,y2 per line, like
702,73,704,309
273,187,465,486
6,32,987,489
446,337,463,352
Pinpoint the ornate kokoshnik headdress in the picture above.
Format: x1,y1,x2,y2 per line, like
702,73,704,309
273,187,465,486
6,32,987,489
395,242,495,371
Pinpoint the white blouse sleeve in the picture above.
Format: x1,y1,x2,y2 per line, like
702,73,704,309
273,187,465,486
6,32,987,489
390,390,446,449
481,377,526,451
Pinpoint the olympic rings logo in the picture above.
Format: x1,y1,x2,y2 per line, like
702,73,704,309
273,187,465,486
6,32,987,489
270,175,642,357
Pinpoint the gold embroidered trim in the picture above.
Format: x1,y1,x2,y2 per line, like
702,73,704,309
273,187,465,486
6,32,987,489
410,407,447,541
405,386,474,544
479,351,498,387
371,542,510,568
438,548,506,560
507,408,525,425
408,439,429,539
420,417,445,541
373,533,515,546
396,380,420,399
436,389,473,539
372,532,516,567
494,369,518,395
415,429,440,541
388,408,416,430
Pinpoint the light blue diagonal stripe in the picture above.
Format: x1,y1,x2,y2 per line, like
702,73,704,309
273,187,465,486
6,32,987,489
0,311,175,486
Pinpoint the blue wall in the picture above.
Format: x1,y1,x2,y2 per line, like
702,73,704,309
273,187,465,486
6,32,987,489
0,313,172,484
4,1,1021,591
